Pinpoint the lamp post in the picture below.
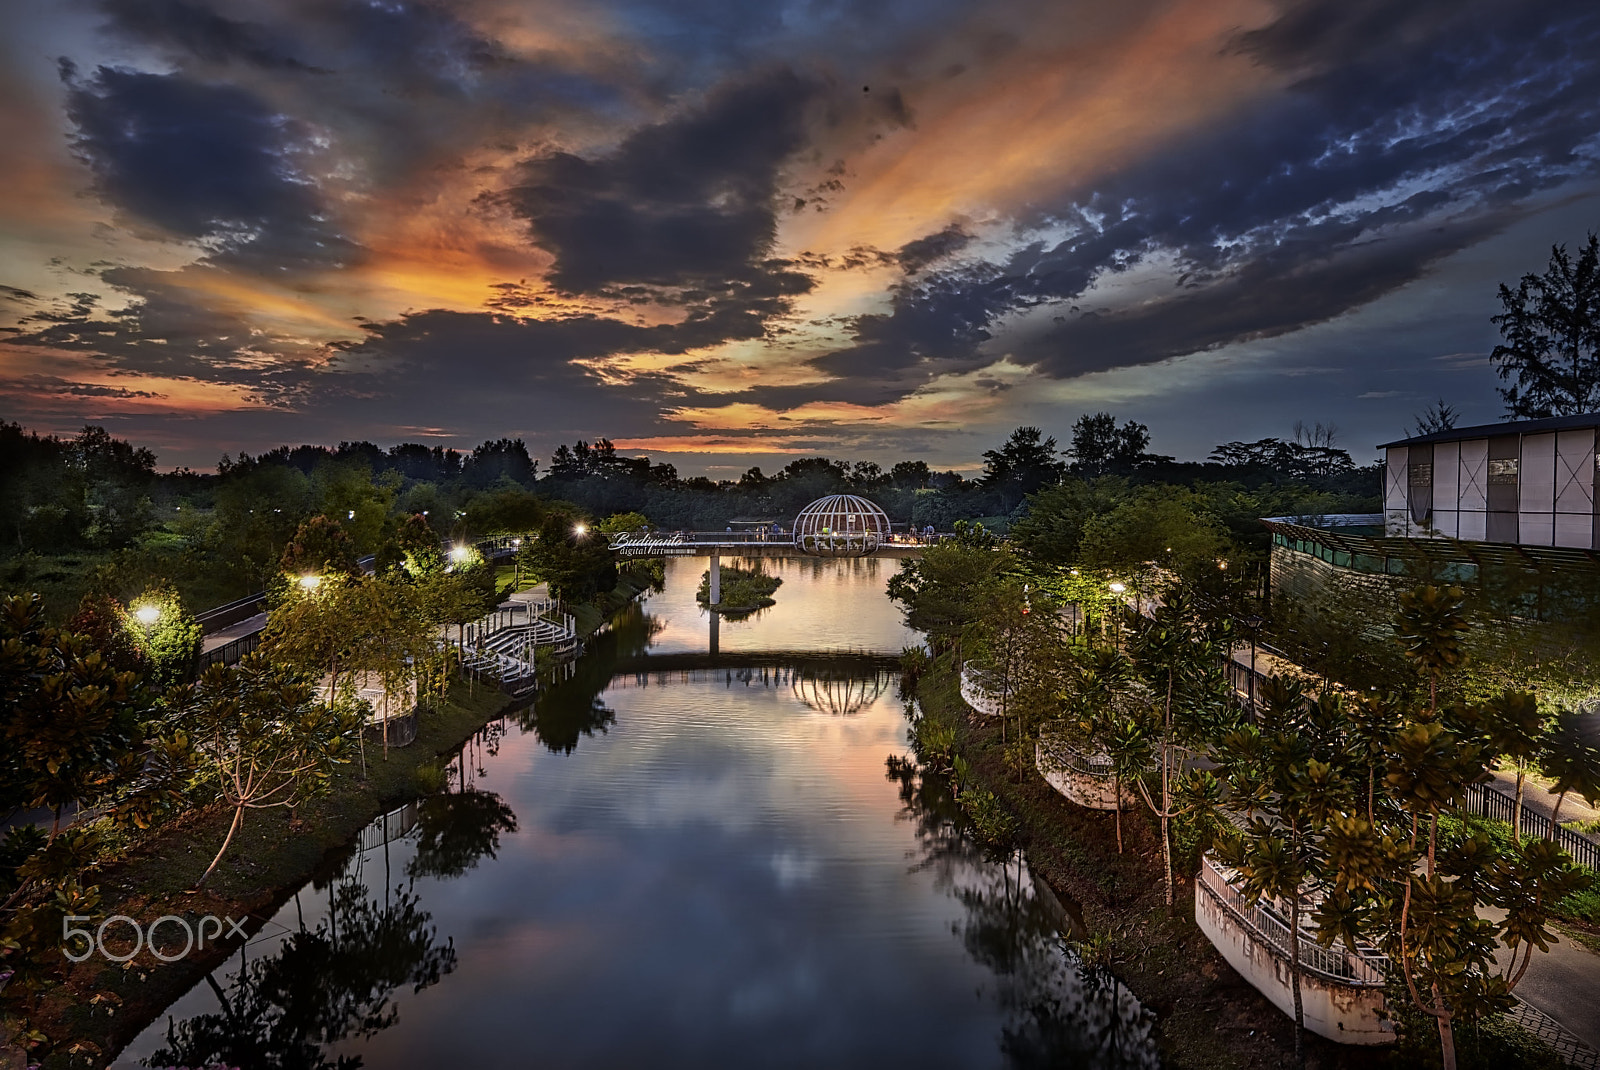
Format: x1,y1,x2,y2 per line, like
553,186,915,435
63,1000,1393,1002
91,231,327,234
134,604,160,637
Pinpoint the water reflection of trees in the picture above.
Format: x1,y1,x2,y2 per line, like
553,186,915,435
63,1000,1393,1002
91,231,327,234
516,602,662,753
146,879,456,1070
885,756,1160,1070
407,790,518,881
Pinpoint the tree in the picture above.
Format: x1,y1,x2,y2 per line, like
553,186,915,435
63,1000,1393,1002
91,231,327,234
179,656,359,888
886,523,1014,653
1128,589,1234,908
1393,585,1469,714
1076,486,1230,585
889,460,932,489
961,580,1062,746
1009,478,1126,567
1491,233,1600,418
521,508,617,602
1066,413,1149,478
981,427,1067,509
123,582,202,690
1478,690,1546,842
1212,681,1374,1070
1374,587,1592,1070
279,515,360,579
0,594,149,835
1539,709,1600,836
1412,399,1460,437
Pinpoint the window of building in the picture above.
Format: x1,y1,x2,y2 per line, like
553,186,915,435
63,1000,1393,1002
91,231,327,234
1488,457,1519,484
1409,464,1433,486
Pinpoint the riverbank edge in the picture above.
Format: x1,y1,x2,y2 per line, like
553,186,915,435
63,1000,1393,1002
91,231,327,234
913,658,1562,1070
20,575,652,1069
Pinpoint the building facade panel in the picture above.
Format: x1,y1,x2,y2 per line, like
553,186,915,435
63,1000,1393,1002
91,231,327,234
1431,509,1459,538
1555,430,1595,514
1554,510,1591,549
1457,507,1487,541
1434,441,1460,510
1458,439,1488,511
1520,433,1556,512
1520,512,1554,547
1384,447,1408,534
1406,442,1434,523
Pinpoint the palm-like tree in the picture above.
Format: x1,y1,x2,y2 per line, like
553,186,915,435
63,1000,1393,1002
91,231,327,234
1540,708,1600,837
1393,585,1469,714
1479,690,1547,842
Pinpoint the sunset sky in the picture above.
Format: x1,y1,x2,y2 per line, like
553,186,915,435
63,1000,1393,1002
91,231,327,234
2,0,1598,474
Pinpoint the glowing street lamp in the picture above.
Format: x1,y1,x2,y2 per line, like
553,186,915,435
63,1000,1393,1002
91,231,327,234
573,523,588,537
298,574,322,591
1108,581,1127,594
134,605,160,628
449,545,471,563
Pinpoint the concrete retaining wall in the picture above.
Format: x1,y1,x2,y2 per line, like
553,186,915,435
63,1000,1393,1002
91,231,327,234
959,668,1006,717
1036,744,1129,810
1194,864,1393,1046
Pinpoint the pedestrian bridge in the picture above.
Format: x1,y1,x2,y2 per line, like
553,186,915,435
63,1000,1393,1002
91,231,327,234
606,531,936,557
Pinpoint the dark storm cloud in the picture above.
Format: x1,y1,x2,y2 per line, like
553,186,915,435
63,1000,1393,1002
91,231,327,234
97,0,318,71
504,68,820,297
316,309,707,440
14,375,166,400
894,224,972,275
63,64,345,264
92,0,629,193
796,0,1600,397
8,266,319,395
1027,215,1511,378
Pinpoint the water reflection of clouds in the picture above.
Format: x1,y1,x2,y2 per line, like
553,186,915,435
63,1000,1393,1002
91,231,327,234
645,555,920,655
119,558,1148,1070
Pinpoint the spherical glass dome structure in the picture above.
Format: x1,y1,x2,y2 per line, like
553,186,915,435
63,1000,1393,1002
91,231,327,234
792,494,891,556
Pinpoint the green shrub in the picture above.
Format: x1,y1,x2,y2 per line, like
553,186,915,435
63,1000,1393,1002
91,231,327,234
959,785,1018,848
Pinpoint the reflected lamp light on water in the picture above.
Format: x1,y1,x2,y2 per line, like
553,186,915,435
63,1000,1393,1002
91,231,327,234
133,605,160,627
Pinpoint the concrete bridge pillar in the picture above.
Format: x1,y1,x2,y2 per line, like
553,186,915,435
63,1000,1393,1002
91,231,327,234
709,552,721,605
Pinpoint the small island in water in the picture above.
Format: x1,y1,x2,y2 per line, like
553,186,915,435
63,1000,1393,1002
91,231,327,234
697,563,783,620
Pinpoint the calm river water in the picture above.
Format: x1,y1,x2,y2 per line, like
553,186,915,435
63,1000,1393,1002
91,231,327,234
115,556,1157,1069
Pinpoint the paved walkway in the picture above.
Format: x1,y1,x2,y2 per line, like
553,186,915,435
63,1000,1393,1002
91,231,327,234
1487,767,1600,837
501,582,551,608
200,611,267,653
1487,906,1600,1052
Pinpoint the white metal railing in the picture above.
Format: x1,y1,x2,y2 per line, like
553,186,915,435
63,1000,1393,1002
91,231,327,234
1198,855,1387,987
1036,728,1116,778
959,667,1006,717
